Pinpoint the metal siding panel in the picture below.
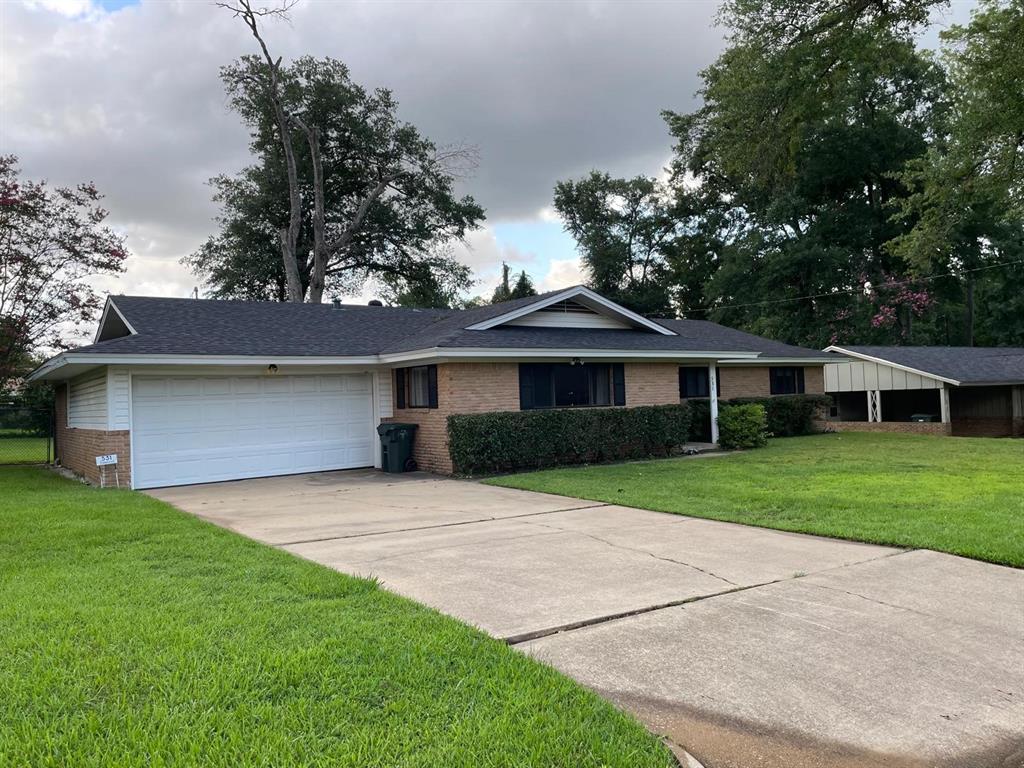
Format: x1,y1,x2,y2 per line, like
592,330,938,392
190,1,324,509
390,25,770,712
863,363,879,390
851,363,865,391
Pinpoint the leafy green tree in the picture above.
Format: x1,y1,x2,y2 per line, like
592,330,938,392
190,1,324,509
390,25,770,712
0,156,127,389
491,262,514,304
553,172,676,316
191,5,483,303
488,262,537,304
663,0,948,345
889,0,1024,345
510,269,537,299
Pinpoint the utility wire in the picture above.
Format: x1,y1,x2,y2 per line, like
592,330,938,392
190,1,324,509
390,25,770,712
679,257,1024,316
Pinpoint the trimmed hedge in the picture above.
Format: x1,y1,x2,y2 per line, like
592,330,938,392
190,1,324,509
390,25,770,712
728,394,831,437
717,403,768,449
447,404,692,476
686,394,830,440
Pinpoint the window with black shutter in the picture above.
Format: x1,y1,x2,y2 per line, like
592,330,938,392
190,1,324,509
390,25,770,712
397,365,439,409
679,367,710,399
519,363,622,410
769,366,805,395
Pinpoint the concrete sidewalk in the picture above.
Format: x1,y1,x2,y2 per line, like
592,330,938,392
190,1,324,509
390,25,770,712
149,470,1024,768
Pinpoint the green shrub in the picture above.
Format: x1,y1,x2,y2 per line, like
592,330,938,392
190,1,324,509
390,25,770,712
727,394,831,437
717,403,768,449
447,404,692,475
684,394,828,441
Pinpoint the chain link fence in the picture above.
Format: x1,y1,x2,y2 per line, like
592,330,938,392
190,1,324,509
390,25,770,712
0,406,54,465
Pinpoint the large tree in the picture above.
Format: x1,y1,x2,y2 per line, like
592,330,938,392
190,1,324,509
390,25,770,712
191,1,484,303
553,172,678,316
889,0,1024,345
663,0,949,345
0,156,127,389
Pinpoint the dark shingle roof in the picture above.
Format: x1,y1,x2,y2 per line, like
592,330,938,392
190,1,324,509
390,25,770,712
836,346,1024,385
66,293,829,360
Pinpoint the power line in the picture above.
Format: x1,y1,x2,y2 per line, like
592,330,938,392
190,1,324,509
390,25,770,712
679,257,1024,316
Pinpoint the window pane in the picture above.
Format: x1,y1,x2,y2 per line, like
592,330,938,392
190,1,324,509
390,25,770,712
770,367,802,395
408,366,430,407
589,365,611,406
680,367,710,398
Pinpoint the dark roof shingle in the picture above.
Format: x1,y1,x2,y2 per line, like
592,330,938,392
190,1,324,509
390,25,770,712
836,346,1024,385
66,293,830,361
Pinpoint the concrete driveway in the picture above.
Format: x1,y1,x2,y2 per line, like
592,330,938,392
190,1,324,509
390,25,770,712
148,470,1024,768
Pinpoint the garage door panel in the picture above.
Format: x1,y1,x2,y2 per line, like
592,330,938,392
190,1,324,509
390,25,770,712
132,374,375,489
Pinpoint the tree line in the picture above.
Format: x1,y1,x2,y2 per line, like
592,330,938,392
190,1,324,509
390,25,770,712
3,0,1021,390
554,0,1023,346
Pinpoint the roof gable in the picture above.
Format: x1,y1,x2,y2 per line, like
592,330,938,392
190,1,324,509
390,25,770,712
464,286,676,335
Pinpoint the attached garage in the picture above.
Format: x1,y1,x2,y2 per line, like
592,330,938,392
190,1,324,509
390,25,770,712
131,374,375,489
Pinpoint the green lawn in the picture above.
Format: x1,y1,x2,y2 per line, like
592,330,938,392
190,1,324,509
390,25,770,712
0,467,672,768
488,433,1024,568
0,436,51,464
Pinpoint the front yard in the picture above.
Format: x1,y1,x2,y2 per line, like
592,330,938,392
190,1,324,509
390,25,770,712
488,433,1024,568
0,467,672,767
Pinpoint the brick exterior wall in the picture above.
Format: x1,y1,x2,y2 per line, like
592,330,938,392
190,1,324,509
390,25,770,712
814,419,952,437
717,365,824,400
54,383,132,486
386,361,682,474
950,418,1014,438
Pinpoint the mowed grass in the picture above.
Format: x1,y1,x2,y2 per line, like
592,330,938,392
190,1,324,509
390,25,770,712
0,436,50,464
488,433,1024,567
0,468,672,768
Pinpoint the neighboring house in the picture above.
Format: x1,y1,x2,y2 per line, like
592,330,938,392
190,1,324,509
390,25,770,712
822,346,1024,438
28,285,829,489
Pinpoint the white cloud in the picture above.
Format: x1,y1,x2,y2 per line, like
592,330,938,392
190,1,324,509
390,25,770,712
22,0,97,18
539,257,586,292
2,0,723,307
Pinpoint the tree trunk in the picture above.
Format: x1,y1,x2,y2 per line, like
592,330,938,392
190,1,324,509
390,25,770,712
965,277,975,346
294,118,327,303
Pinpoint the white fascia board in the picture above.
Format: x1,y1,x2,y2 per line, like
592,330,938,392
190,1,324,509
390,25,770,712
464,286,677,336
823,346,960,386
379,347,759,364
93,298,138,343
30,347,763,380
28,353,381,380
717,357,832,366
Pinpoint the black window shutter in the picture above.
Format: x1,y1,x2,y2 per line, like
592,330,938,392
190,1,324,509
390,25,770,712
519,364,534,410
395,368,406,409
796,367,805,394
612,363,626,406
427,365,439,409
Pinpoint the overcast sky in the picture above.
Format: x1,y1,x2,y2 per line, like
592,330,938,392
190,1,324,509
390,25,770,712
1,0,975,304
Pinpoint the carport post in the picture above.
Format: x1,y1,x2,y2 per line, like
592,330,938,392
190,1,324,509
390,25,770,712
709,364,720,444
939,386,950,424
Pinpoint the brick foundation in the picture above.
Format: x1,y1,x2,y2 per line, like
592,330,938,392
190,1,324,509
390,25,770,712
815,420,952,436
54,383,132,486
386,361,682,474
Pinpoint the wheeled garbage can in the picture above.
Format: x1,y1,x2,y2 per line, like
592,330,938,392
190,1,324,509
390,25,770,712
377,423,418,473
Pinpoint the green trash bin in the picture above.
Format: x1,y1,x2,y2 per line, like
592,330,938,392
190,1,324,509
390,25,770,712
377,423,418,473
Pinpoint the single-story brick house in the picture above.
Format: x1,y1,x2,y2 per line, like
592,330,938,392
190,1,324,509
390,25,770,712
29,286,829,488
822,345,1024,438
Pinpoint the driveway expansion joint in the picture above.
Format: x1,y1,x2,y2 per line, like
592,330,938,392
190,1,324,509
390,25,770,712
275,502,611,546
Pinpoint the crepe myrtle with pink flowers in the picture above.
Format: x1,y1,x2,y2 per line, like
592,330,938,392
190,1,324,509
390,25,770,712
0,156,128,388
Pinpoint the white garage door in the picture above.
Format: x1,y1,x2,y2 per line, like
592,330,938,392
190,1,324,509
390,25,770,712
131,374,375,489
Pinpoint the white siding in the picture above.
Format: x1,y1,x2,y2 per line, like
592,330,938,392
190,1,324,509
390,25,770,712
824,361,942,392
376,371,393,418
506,312,631,330
68,370,108,429
107,367,131,430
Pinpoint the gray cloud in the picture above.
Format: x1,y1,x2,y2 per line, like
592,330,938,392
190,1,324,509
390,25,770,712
2,0,723,297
